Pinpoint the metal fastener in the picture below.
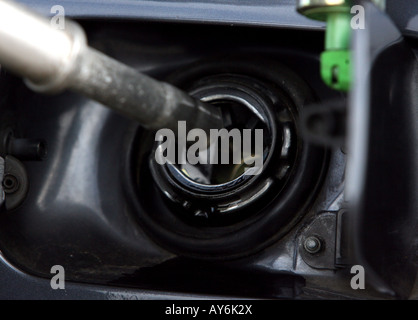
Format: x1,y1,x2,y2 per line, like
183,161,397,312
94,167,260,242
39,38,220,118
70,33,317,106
304,236,322,254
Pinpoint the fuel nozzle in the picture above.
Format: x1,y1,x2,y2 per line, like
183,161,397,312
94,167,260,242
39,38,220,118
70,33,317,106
0,0,223,134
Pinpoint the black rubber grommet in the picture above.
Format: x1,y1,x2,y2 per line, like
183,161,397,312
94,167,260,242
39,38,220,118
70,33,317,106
125,56,328,259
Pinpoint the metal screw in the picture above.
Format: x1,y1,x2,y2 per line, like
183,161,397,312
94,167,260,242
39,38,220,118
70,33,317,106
2,174,19,194
304,236,322,254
